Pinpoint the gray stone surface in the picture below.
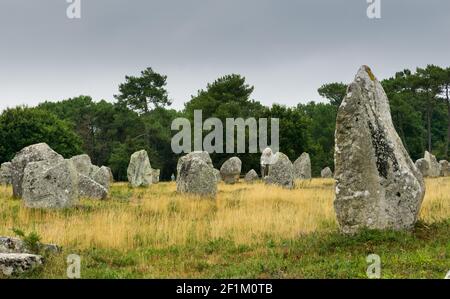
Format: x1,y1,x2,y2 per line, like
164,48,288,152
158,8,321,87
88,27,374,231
0,253,43,276
177,151,213,177
334,65,425,234
11,143,64,198
70,154,97,177
440,160,450,177
0,162,12,185
244,169,259,183
264,152,294,189
260,147,274,178
321,167,333,178
22,159,79,209
152,169,160,184
415,159,429,177
0,237,60,254
220,157,242,184
78,174,108,200
177,156,217,197
293,153,312,180
127,150,153,187
92,166,111,191
424,151,440,177
213,168,221,183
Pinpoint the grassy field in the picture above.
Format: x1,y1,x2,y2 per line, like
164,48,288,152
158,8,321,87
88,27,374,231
0,178,449,279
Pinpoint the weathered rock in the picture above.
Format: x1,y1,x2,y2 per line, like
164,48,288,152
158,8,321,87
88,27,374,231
0,253,43,276
92,166,111,191
0,162,12,185
260,147,274,178
440,160,450,177
177,151,213,177
264,152,294,189
177,157,217,197
244,169,259,183
127,150,153,187
0,237,60,254
70,154,97,177
105,167,114,182
78,174,108,200
213,169,221,183
321,167,333,178
334,65,425,234
415,159,429,177
293,153,311,180
220,157,242,184
22,159,79,209
424,151,440,177
11,143,64,198
151,169,160,184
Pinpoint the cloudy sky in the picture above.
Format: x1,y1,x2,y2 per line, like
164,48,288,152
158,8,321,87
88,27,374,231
1,0,449,111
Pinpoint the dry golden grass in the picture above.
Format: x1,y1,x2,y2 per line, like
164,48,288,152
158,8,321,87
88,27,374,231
0,178,449,251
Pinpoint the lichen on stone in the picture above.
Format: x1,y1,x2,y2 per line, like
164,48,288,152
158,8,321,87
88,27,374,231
364,65,376,81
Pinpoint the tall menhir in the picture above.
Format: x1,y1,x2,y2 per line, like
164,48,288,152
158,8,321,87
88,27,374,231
334,66,425,234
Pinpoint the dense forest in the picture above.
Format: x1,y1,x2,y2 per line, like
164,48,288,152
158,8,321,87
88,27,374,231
0,65,449,181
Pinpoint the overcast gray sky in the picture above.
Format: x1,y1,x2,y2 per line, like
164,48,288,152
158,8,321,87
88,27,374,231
1,0,449,111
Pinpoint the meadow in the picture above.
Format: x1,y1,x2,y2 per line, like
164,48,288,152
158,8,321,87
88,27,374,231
0,178,449,279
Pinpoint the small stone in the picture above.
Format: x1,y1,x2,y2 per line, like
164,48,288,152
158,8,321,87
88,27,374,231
0,162,12,185
0,253,43,276
424,151,440,177
415,159,429,177
220,157,242,184
264,152,294,189
293,153,311,180
0,237,60,254
440,160,450,177
260,147,274,178
127,150,153,188
244,169,259,183
321,167,333,178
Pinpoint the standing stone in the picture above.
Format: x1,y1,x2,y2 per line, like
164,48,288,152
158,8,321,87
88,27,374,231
264,152,294,189
424,151,440,177
440,160,450,177
11,143,64,198
70,154,97,177
22,159,79,209
334,65,425,234
0,162,12,185
177,151,213,177
293,153,312,180
415,159,429,177
177,157,217,197
321,167,333,178
220,157,242,184
78,175,108,200
92,166,111,191
244,169,258,183
213,169,221,183
151,169,160,184
127,150,153,188
260,148,274,178
104,166,114,182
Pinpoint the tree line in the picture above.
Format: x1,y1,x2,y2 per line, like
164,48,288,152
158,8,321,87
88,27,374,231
1,65,449,181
